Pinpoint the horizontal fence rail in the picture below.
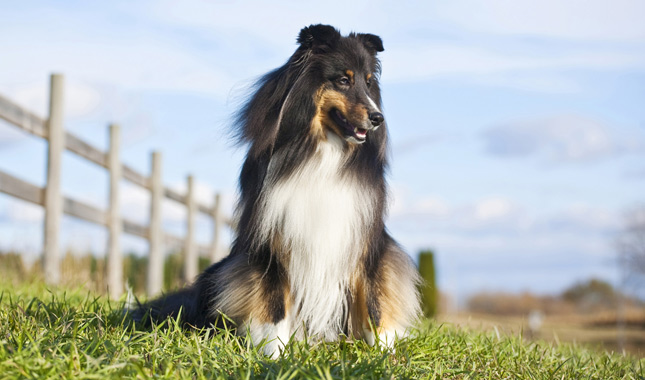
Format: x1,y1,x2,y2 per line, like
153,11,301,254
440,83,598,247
0,74,233,298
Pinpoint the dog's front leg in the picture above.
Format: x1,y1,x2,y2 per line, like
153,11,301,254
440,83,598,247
243,258,292,359
358,237,422,349
214,253,292,358
244,310,291,359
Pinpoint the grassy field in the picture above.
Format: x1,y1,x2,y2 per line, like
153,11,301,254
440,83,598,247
1,282,644,379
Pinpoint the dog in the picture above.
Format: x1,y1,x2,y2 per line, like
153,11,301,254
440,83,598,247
133,24,421,358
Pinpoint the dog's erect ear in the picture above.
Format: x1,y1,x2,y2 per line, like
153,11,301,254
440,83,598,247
356,33,384,54
298,24,341,52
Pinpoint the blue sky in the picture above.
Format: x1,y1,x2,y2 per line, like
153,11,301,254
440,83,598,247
1,0,644,305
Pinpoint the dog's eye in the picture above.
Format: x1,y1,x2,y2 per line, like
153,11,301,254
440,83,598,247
366,77,372,87
337,77,350,86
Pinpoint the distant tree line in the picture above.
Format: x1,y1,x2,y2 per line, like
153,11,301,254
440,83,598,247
467,278,643,316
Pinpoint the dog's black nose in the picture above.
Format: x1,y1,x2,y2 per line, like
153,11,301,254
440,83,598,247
369,112,384,127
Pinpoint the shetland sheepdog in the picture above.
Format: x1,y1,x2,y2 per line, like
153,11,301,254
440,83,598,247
134,24,421,357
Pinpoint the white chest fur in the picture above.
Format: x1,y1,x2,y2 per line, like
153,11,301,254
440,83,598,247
258,134,375,339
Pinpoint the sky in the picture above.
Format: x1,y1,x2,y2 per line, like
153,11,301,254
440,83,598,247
1,0,644,306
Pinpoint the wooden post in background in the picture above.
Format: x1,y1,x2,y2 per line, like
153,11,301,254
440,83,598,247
210,193,222,263
43,74,65,285
107,124,123,298
183,175,197,283
147,151,164,296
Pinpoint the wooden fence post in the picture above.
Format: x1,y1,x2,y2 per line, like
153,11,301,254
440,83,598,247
184,175,197,283
147,151,164,296
43,73,65,285
107,124,123,298
210,193,222,263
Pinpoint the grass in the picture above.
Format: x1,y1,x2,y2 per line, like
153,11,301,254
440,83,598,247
1,282,644,379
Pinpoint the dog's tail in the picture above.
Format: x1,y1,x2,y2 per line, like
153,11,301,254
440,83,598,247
129,286,209,328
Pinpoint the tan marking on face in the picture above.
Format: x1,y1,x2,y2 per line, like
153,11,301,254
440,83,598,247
345,70,354,84
366,73,372,82
311,85,349,140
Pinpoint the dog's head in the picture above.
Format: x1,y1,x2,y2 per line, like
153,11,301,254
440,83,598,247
297,24,385,145
237,25,388,159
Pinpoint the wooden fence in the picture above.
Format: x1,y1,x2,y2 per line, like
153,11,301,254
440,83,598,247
0,74,232,299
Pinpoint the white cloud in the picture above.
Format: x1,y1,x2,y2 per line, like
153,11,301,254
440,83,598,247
381,43,645,85
535,204,620,233
4,79,102,119
142,0,645,97
8,201,43,223
472,197,515,221
1,0,642,110
389,188,452,220
392,133,445,155
2,42,233,97
389,193,619,241
482,114,645,163
391,194,526,232
417,196,451,218
138,0,381,48
387,196,621,291
119,183,152,224
0,9,235,105
468,72,583,94
433,0,645,42
142,0,645,45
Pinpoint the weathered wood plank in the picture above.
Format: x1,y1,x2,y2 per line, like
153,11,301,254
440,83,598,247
164,233,184,247
0,94,47,138
0,171,45,205
164,187,186,205
0,170,155,241
123,164,149,189
62,197,106,226
0,174,158,241
123,219,149,239
65,132,107,167
197,204,213,215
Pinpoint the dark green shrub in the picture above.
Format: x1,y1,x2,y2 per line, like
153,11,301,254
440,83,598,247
418,250,438,318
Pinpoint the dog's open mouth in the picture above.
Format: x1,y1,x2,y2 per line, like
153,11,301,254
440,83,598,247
331,109,368,142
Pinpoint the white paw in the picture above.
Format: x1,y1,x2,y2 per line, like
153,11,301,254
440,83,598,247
245,317,291,359
363,327,403,351
262,338,284,359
